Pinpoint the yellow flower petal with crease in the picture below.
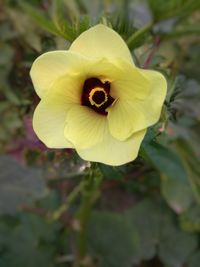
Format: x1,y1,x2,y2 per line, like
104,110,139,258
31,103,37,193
30,51,88,98
107,69,167,141
110,60,151,100
64,106,107,149
70,24,134,64
77,126,147,166
33,75,82,148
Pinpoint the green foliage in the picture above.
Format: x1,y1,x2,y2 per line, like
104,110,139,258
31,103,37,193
87,197,198,267
127,196,198,266
19,1,62,37
98,163,124,180
188,251,200,267
0,156,45,215
0,213,61,267
87,211,138,267
149,0,200,21
142,138,195,212
179,204,200,232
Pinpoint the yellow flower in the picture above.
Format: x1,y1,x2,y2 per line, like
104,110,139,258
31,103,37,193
30,24,167,166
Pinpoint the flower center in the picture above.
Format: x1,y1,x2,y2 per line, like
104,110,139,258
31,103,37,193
81,78,115,115
89,87,108,108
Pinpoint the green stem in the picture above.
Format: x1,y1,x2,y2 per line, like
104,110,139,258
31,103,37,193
160,28,200,40
48,179,86,222
75,164,102,266
126,22,153,49
77,189,92,260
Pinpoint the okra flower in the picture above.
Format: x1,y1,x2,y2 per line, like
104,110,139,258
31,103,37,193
30,24,167,166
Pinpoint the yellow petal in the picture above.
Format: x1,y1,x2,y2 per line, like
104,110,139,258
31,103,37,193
110,60,151,100
64,106,107,149
107,69,167,140
70,24,134,64
77,126,146,166
32,76,79,148
30,51,87,98
54,74,83,104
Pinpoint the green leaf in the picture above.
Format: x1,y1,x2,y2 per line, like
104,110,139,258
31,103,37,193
126,23,152,50
0,43,14,85
179,204,200,232
51,0,90,42
175,139,200,202
125,197,161,263
0,213,60,267
149,0,200,22
77,15,90,35
0,155,46,215
142,141,187,179
142,140,194,212
161,23,200,40
19,1,61,37
7,8,42,52
161,174,194,213
188,251,200,267
87,211,138,267
51,0,77,41
98,164,123,180
3,85,21,105
159,219,197,267
126,196,197,266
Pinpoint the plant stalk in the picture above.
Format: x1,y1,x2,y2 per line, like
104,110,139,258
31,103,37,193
74,164,102,266
126,22,153,49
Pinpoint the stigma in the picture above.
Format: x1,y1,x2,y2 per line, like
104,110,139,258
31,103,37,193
81,78,115,115
89,87,108,107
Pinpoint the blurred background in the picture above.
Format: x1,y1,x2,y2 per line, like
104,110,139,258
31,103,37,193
0,0,200,266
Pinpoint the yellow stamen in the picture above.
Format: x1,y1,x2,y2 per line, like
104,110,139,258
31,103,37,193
89,87,108,108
